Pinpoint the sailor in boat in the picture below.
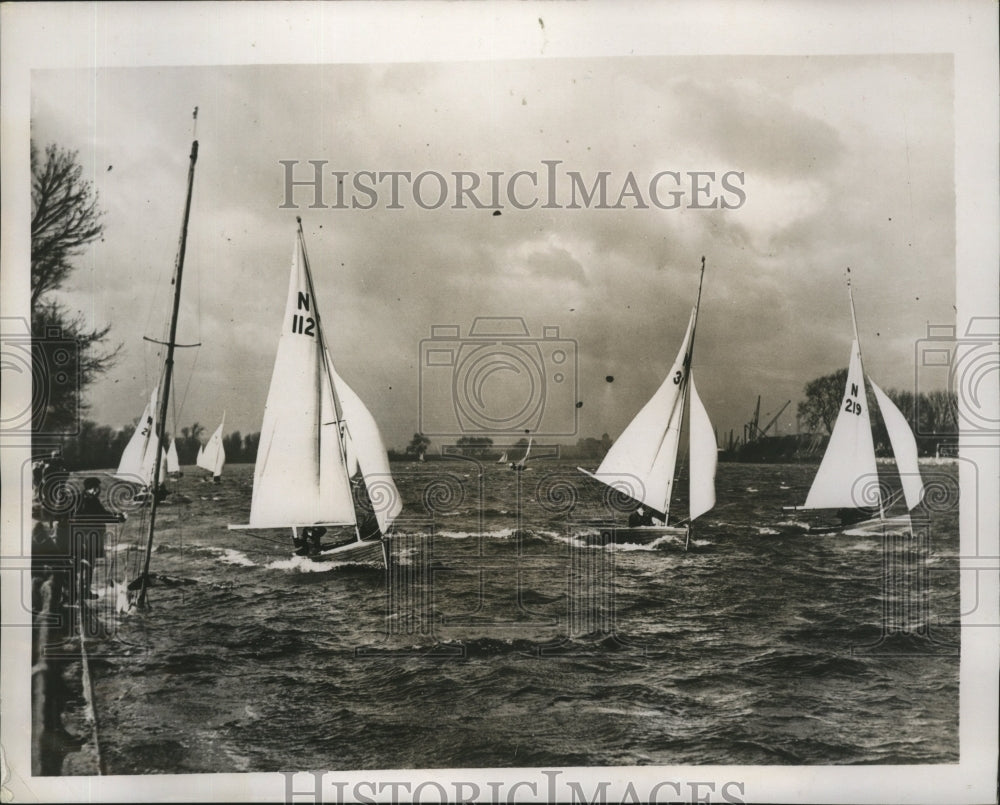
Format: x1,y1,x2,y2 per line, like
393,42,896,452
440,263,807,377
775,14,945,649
628,506,656,528
70,477,125,602
293,526,326,557
836,506,881,528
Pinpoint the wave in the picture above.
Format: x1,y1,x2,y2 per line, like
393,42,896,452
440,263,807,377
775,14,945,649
434,527,561,542
217,548,257,567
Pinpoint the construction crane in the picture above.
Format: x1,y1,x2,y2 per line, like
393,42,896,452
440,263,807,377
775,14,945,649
745,397,792,442
754,400,792,440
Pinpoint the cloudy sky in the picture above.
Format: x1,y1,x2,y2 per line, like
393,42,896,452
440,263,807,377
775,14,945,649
30,53,955,451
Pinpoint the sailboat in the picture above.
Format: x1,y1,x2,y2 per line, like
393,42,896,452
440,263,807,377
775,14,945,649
116,385,160,488
784,270,924,532
497,451,508,464
197,414,226,482
228,217,402,565
579,257,716,549
165,438,181,476
511,437,532,471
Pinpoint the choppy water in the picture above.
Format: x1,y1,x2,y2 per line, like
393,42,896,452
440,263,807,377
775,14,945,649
72,460,958,772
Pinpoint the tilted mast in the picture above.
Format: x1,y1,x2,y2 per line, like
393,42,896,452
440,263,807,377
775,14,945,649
136,109,199,608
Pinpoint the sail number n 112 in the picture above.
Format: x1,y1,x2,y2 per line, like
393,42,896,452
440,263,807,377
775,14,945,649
291,291,316,337
291,314,315,336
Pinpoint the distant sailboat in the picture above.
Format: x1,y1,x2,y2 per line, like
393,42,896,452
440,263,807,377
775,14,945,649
497,451,508,464
228,218,402,565
511,438,532,471
785,270,924,531
579,257,716,549
165,438,181,476
116,385,160,487
197,414,226,482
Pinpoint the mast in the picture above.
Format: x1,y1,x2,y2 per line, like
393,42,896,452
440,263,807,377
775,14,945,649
136,110,199,608
683,256,706,548
653,255,706,523
688,256,707,364
846,267,884,521
295,216,359,538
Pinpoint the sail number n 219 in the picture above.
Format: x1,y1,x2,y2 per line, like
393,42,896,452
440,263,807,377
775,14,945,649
844,382,863,416
291,291,316,337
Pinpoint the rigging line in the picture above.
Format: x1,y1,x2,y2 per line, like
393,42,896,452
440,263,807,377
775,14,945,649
174,347,202,434
231,530,301,548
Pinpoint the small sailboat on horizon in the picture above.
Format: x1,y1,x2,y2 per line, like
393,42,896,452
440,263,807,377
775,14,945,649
784,269,924,533
578,257,717,549
165,438,181,477
228,218,402,566
510,438,532,471
197,413,226,483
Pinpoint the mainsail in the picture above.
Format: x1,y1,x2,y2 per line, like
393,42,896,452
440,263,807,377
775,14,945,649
580,258,716,529
802,341,878,510
238,220,401,542
582,308,696,519
197,414,227,478
117,385,160,485
247,237,356,528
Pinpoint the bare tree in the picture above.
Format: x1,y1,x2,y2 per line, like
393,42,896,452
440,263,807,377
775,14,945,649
31,142,119,434
31,143,104,307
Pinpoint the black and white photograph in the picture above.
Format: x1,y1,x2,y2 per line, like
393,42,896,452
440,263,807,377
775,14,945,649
1,2,997,803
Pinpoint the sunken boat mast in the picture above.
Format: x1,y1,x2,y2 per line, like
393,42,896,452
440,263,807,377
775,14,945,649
135,108,200,608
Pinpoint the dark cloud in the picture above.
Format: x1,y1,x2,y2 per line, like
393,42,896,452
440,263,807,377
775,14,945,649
31,56,954,448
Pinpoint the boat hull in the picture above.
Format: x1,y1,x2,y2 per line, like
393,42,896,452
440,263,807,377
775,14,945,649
579,526,689,546
302,537,388,565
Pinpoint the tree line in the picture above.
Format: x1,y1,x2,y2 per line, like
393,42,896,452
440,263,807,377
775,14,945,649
797,368,957,456
52,420,262,471
30,141,960,468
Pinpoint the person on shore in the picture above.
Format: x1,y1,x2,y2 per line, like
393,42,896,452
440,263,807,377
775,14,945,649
31,507,70,616
70,477,125,602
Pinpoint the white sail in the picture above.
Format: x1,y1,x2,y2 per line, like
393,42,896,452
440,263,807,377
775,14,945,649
198,415,227,477
247,237,356,528
166,438,180,474
803,341,879,510
585,308,696,517
869,378,924,510
329,359,403,534
196,444,205,466
117,385,160,484
515,438,533,468
498,452,508,464
687,370,717,521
